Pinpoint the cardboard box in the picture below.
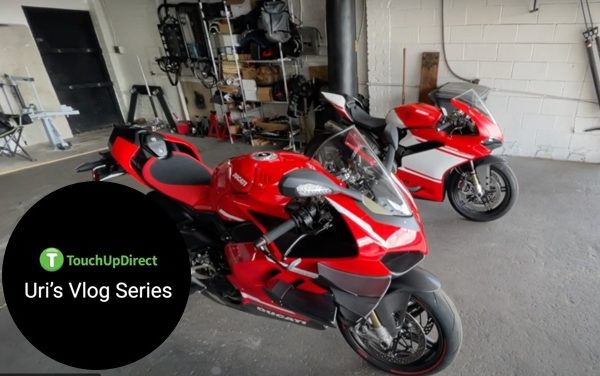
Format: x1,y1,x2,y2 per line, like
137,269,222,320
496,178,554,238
217,20,230,33
217,84,240,94
251,138,271,146
241,67,257,80
309,65,328,82
225,53,251,62
255,118,289,132
257,87,273,102
222,61,238,79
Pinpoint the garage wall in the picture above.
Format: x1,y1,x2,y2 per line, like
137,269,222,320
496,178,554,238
89,0,186,124
289,0,369,96
0,0,188,147
0,0,87,24
0,0,87,145
367,0,600,163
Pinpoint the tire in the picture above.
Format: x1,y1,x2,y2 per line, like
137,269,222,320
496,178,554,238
446,161,518,222
338,290,462,375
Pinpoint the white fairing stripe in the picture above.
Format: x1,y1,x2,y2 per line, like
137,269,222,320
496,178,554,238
240,292,297,314
218,209,245,222
398,166,441,183
322,92,346,108
264,256,319,279
412,135,474,159
399,131,421,147
402,148,466,181
439,146,473,159
400,132,466,180
326,199,388,247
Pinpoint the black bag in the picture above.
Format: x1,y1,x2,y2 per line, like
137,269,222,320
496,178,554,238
0,113,14,135
258,1,291,43
299,27,321,55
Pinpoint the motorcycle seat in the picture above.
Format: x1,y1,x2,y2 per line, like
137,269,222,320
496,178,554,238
142,151,212,207
347,102,387,130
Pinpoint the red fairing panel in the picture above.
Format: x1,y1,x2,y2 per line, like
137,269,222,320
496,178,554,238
390,101,502,202
223,242,320,323
206,152,335,224
394,103,442,129
111,137,146,184
451,98,504,142
161,132,205,161
319,194,428,277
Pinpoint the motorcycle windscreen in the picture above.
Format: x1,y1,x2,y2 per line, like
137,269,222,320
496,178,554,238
451,89,496,123
309,126,413,218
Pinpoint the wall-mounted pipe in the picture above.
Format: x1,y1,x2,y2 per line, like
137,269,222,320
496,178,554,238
326,0,358,97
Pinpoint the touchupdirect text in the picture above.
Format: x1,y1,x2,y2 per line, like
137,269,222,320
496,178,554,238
66,255,158,268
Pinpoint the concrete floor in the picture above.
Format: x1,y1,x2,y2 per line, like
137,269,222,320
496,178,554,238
1,136,599,375
0,127,112,176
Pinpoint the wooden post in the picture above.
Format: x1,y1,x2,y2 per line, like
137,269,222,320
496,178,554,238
419,52,439,104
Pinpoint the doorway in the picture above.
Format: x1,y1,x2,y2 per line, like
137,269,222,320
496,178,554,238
23,6,123,133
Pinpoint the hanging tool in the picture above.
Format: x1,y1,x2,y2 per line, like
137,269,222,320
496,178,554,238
530,0,539,13
580,0,600,106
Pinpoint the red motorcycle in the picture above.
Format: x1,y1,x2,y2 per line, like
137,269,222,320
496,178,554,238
312,90,519,221
78,125,462,374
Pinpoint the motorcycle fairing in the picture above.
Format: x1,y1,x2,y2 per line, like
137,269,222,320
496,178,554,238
108,126,215,208
387,99,503,202
107,125,431,334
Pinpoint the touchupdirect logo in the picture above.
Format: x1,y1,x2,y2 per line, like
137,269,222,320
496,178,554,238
39,247,159,272
40,247,64,272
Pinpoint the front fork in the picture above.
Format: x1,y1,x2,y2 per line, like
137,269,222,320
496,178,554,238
368,311,395,349
467,160,485,197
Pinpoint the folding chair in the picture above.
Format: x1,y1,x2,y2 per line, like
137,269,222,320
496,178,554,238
0,112,34,161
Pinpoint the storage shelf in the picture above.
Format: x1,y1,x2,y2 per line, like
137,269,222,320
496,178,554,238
246,100,288,104
201,4,300,149
244,58,293,64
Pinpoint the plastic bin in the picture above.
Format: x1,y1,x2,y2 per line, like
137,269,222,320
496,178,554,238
176,121,190,135
429,82,491,114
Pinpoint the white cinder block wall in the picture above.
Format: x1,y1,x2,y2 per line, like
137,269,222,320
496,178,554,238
366,0,600,163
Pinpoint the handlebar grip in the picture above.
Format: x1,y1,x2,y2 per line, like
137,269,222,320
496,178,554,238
437,120,453,132
256,218,297,248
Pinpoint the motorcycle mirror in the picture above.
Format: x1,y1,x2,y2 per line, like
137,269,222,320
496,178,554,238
279,169,363,201
383,123,398,172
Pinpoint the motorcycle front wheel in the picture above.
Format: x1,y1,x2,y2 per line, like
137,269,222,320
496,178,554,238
446,161,518,222
338,290,462,375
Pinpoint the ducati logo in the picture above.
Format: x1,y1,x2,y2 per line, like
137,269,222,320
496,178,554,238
232,173,248,187
256,306,307,325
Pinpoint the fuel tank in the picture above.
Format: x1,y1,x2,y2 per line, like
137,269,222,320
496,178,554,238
386,103,443,129
205,151,329,225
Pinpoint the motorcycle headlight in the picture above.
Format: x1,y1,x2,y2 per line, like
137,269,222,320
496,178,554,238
295,183,334,197
381,251,424,276
143,133,168,159
481,138,502,150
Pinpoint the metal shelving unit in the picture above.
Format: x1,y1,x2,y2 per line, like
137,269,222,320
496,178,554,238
198,0,300,150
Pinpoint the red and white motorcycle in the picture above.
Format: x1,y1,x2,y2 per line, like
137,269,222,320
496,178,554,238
308,90,518,222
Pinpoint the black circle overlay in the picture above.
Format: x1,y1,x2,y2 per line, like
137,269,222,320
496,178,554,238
2,182,190,370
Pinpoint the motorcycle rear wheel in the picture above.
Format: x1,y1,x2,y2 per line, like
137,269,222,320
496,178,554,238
446,162,518,222
338,290,462,375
